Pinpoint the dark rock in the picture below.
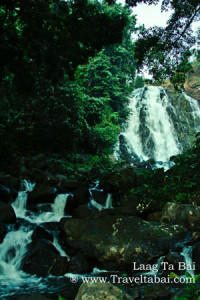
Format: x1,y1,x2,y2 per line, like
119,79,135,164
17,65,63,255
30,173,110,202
27,184,57,206
32,226,53,242
19,295,51,300
69,252,93,274
62,180,81,190
65,186,89,215
72,205,94,219
91,190,107,206
62,215,187,271
162,252,185,276
73,186,89,204
42,221,62,232
0,201,16,223
0,184,13,203
21,238,69,277
75,282,132,300
0,223,8,243
0,173,20,190
160,202,200,230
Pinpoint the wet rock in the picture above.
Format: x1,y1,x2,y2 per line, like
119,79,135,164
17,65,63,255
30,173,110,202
65,186,89,215
91,190,107,206
160,202,200,230
42,221,62,232
62,215,187,271
27,184,57,206
0,201,16,223
69,252,93,274
32,226,53,242
21,238,69,277
75,282,132,300
0,223,8,243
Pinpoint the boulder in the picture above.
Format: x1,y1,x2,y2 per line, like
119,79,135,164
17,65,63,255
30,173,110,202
21,238,69,277
75,282,132,300
65,187,89,215
32,226,53,242
62,215,187,271
72,205,94,219
69,252,93,274
0,201,16,223
27,184,57,206
160,202,200,230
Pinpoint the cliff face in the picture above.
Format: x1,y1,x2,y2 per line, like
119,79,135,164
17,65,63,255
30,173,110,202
162,60,200,102
184,61,200,102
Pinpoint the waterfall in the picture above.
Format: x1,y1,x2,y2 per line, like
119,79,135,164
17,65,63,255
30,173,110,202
0,181,70,298
12,180,35,218
116,86,200,164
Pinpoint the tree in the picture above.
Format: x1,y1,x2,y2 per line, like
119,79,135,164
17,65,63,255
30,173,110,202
125,0,200,82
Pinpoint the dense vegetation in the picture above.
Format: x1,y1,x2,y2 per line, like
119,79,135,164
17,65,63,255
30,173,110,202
0,0,135,168
0,0,199,172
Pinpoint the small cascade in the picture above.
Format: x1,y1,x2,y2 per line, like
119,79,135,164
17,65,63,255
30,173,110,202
0,228,33,280
181,246,195,277
12,180,35,218
25,193,69,224
116,86,200,165
53,235,69,258
105,193,113,209
89,181,113,211
52,194,69,220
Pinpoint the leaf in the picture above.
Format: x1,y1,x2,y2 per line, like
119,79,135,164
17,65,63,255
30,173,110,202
169,272,180,279
59,296,66,300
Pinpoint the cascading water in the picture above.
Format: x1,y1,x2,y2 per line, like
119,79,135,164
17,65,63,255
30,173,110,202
116,86,200,164
0,181,69,298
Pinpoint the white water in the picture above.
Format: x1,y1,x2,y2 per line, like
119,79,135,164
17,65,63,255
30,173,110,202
89,181,113,211
12,180,35,218
0,181,70,298
181,246,195,277
117,86,200,163
0,227,33,280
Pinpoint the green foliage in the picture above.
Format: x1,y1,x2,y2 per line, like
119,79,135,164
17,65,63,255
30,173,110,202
0,0,134,166
129,0,199,84
169,272,200,300
134,75,145,88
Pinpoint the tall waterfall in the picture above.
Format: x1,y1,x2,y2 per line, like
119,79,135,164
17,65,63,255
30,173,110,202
116,86,200,163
